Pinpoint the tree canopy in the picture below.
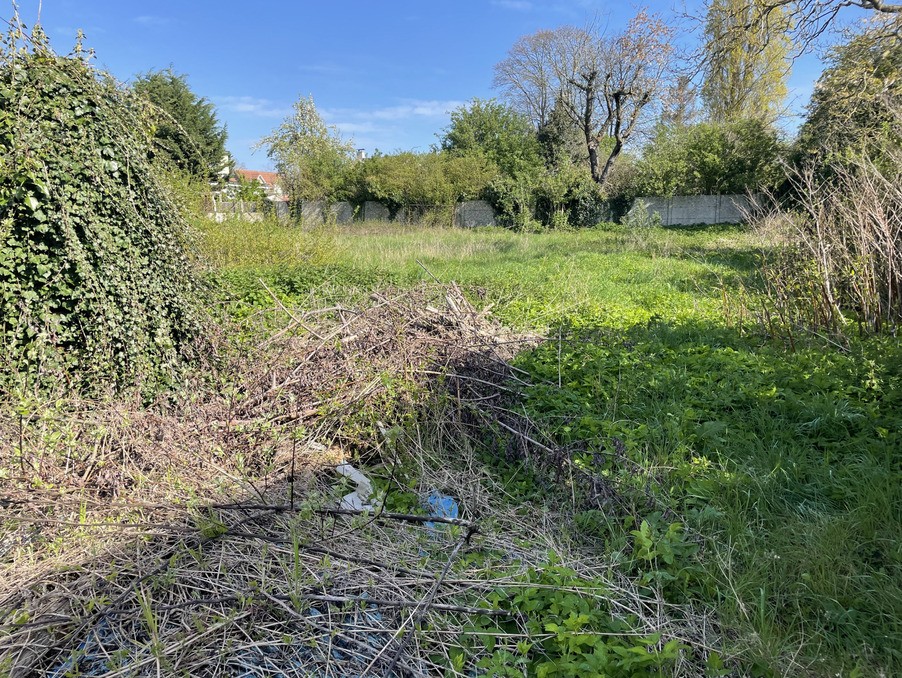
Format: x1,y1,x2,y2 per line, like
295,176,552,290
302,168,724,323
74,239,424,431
439,98,542,177
636,119,785,195
132,69,228,181
257,95,354,202
795,19,902,171
701,0,791,123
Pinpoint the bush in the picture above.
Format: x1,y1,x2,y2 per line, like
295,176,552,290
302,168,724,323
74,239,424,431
636,120,785,196
0,27,206,389
345,151,498,218
757,154,902,335
622,199,662,230
488,163,606,230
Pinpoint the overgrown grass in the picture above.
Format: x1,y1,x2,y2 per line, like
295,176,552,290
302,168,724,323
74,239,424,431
198,216,901,676
199,218,762,328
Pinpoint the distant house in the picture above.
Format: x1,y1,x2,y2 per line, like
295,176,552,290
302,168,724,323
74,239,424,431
227,169,288,203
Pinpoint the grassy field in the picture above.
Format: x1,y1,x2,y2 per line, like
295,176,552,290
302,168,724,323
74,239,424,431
198,217,901,676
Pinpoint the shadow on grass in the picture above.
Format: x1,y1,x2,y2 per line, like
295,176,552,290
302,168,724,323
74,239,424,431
511,315,902,674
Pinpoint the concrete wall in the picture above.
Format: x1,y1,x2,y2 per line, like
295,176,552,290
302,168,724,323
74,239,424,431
454,200,496,228
329,201,355,224
297,200,324,226
296,200,357,226
363,201,391,222
634,194,754,226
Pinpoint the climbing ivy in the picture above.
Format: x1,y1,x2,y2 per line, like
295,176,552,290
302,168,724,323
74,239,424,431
0,22,207,390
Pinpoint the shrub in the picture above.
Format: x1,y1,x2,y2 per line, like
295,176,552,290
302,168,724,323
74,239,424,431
757,154,902,335
636,120,785,196
488,163,606,230
621,199,662,230
439,98,543,177
347,151,498,218
0,26,206,389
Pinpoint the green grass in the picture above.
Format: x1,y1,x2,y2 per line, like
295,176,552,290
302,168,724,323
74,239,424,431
200,218,762,328
200,216,902,677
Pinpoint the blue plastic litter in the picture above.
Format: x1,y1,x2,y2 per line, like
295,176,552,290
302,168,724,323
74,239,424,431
424,491,459,532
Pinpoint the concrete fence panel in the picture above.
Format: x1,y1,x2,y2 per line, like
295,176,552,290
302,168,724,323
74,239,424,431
363,201,391,222
329,201,355,225
454,200,496,228
634,194,754,226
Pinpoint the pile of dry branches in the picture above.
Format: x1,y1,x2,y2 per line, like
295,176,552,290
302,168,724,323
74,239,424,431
1,283,716,676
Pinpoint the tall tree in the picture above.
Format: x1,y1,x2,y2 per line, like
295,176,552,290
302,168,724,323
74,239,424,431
133,69,228,180
494,9,675,187
660,75,699,128
711,0,901,56
795,19,902,169
536,96,587,167
257,95,354,202
701,0,791,123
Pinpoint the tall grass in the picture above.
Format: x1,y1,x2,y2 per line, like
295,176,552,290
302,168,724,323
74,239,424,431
195,215,344,270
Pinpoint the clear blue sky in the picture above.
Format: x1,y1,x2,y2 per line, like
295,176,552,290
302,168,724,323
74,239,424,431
9,1,839,170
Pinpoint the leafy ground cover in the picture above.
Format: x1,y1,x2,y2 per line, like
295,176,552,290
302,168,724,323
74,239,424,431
198,217,902,676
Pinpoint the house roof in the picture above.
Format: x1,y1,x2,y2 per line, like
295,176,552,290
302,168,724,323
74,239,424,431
233,169,281,186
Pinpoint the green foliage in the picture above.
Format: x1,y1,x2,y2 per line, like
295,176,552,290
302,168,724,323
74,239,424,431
794,21,902,175
440,98,542,177
232,172,267,207
474,562,685,677
514,318,902,674
159,166,212,219
486,161,606,230
257,95,354,202
0,26,206,389
636,120,785,196
132,68,228,181
537,98,587,168
628,514,701,591
345,151,498,215
622,200,662,230
702,0,790,123
197,215,342,271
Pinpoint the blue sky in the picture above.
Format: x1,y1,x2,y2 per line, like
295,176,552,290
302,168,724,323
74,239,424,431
9,1,839,170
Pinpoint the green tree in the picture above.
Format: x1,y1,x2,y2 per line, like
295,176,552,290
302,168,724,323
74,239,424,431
132,68,228,180
701,0,791,123
351,151,497,213
439,98,542,177
536,97,587,168
257,95,354,203
233,173,268,206
636,119,784,195
795,20,902,173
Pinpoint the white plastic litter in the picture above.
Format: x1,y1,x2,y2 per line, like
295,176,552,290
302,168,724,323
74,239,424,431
335,462,374,510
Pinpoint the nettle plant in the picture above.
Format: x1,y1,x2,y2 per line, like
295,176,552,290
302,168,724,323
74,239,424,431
0,23,206,390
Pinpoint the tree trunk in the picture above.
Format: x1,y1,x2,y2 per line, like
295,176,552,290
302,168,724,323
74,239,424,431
597,138,623,187
587,138,601,184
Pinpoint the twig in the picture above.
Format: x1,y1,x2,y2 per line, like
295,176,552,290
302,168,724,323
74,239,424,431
257,278,324,340
261,592,422,677
380,527,475,676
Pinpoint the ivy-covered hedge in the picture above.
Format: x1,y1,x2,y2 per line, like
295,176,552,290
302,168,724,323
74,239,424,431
0,28,206,389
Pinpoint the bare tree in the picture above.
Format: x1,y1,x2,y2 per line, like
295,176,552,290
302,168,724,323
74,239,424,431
702,0,901,58
494,9,675,187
